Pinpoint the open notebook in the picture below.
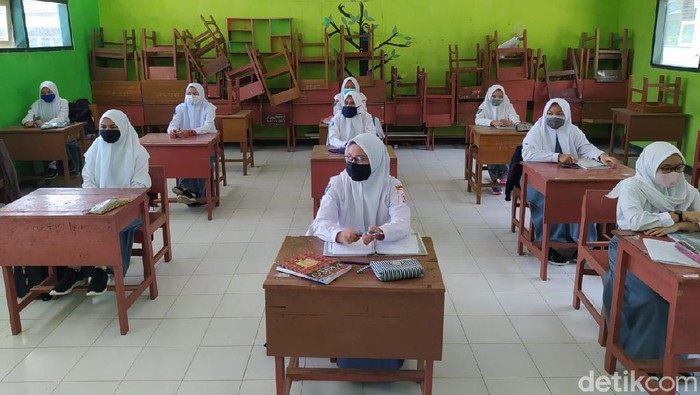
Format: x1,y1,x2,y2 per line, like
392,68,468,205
323,232,428,256
574,158,609,169
643,238,700,268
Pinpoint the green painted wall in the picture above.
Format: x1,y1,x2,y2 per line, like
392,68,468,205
619,0,699,161
97,0,620,85
0,0,100,128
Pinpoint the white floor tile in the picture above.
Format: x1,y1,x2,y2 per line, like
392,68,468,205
214,293,264,317
461,315,521,344
114,381,180,395
201,317,261,346
147,318,210,347
176,380,241,395
526,344,597,377
52,381,120,395
64,347,141,381
226,274,266,293
165,294,223,318
184,346,251,380
195,257,240,275
432,378,488,395
484,378,552,395
39,318,111,347
510,316,576,343
471,343,540,378
433,344,481,378
4,347,87,382
0,382,57,395
125,346,197,380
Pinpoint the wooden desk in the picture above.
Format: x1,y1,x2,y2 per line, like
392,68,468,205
140,133,220,220
608,108,687,165
605,235,700,394
264,236,444,395
466,125,525,204
517,162,634,281
217,110,254,176
310,145,398,217
0,188,156,335
0,123,86,182
318,120,329,146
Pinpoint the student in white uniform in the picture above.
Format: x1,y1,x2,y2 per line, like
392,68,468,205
332,76,368,116
50,109,151,296
522,98,617,264
475,84,521,194
604,142,700,360
21,81,79,179
167,82,217,206
307,132,409,371
326,91,376,148
308,132,410,245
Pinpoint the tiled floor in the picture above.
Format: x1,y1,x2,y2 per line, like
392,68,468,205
0,144,695,394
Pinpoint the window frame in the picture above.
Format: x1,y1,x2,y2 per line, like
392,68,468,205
0,0,14,48
651,0,700,71
0,0,73,53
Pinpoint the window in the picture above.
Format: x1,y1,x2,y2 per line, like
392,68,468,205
0,0,72,51
652,0,700,69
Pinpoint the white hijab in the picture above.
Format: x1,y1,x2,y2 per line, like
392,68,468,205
340,76,361,96
180,82,216,130
608,142,694,211
86,109,151,188
36,81,64,121
479,84,513,120
333,90,369,142
529,98,577,155
339,133,390,230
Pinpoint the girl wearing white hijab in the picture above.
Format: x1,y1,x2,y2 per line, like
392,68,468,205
327,91,376,148
167,82,217,206
308,133,410,245
332,76,368,116
522,98,617,264
21,81,78,179
603,142,700,360
475,84,521,194
51,109,151,297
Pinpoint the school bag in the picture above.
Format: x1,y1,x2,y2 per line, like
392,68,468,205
68,98,96,137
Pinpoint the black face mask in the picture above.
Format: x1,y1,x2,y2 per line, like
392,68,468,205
100,129,121,143
345,162,371,182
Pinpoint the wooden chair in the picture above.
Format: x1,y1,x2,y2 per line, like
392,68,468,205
178,16,231,100
141,28,182,80
339,25,375,86
90,28,139,81
626,75,682,113
485,30,530,81
387,66,429,147
295,28,329,90
247,44,301,106
692,131,700,188
133,165,172,265
422,70,456,150
580,28,630,81
572,189,617,346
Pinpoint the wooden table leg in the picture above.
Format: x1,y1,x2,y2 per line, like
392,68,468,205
540,223,550,281
608,114,617,156
605,249,627,374
466,145,473,191
2,266,22,335
275,356,288,395
475,153,482,205
206,173,213,221
517,173,528,256
622,125,630,166
422,360,434,395
242,142,248,176
113,264,130,335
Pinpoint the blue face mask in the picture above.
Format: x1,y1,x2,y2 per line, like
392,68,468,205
41,94,56,103
490,98,503,107
342,88,356,96
342,106,358,118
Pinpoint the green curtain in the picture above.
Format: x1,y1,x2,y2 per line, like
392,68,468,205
9,0,26,48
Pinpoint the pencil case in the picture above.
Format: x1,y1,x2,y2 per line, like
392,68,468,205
369,258,424,282
85,198,132,215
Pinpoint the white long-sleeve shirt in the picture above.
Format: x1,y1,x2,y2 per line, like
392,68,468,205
167,102,217,134
475,103,520,126
616,181,700,231
522,124,603,162
21,98,69,125
310,176,411,243
327,112,376,148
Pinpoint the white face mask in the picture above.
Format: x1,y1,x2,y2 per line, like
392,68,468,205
186,95,202,105
655,171,680,188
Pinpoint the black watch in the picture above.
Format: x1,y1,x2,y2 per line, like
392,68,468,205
674,210,683,222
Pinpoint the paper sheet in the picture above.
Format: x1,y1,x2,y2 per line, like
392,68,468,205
643,238,700,268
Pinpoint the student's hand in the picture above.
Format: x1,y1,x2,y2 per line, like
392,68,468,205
599,153,617,168
336,228,360,245
361,226,384,245
500,119,514,126
23,121,35,128
644,224,680,237
34,120,44,127
557,154,577,164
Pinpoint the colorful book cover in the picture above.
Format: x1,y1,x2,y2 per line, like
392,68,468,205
276,251,352,285
674,242,700,264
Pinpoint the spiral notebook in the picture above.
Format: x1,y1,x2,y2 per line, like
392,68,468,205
323,232,428,256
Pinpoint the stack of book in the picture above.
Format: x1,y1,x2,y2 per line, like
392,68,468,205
669,232,700,264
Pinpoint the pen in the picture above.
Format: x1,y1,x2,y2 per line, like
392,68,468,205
340,260,370,265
